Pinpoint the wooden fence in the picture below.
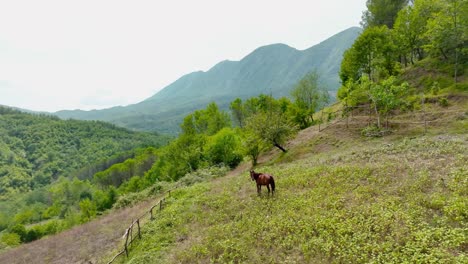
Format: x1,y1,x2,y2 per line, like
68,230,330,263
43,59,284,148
318,106,465,134
107,188,174,264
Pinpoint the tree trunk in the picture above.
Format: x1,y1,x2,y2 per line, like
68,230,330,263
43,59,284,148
273,142,287,153
454,47,459,83
440,48,449,60
374,103,380,128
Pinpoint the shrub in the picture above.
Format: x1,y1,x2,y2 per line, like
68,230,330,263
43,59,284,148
361,125,388,137
179,166,229,187
438,97,449,107
0,232,21,247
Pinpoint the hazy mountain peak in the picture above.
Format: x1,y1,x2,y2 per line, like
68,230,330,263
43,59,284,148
56,27,361,134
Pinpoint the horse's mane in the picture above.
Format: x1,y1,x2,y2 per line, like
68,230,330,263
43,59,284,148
250,170,261,180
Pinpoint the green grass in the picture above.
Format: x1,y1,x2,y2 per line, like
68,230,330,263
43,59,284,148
117,130,467,263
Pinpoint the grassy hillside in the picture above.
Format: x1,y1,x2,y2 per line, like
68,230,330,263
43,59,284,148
106,101,467,263
0,82,465,264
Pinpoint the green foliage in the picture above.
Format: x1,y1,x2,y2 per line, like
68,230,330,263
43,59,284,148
0,107,167,198
240,131,268,166
424,0,467,81
79,199,97,223
361,124,386,137
339,0,466,123
181,102,231,136
93,148,157,188
0,233,21,247
245,110,297,153
438,97,449,107
393,0,439,64
369,76,409,126
342,25,399,83
229,98,246,128
178,166,229,187
290,71,330,128
204,128,243,168
361,0,409,28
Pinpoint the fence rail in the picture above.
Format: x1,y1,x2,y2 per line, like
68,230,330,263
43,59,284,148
107,188,174,264
318,106,466,133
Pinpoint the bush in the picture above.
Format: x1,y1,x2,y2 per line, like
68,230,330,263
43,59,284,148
179,166,229,187
361,125,388,137
0,232,21,247
205,128,243,168
438,97,449,107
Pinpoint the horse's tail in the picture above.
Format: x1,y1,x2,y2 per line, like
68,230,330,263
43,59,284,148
271,176,275,192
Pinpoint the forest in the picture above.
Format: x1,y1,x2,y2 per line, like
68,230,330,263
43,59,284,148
0,0,466,256
0,109,169,246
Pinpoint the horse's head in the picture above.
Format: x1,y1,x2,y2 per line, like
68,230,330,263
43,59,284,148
249,170,255,181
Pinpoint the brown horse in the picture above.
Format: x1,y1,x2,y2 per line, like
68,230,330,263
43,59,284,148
250,170,275,195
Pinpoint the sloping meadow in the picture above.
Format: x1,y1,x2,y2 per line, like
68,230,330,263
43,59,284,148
119,135,467,263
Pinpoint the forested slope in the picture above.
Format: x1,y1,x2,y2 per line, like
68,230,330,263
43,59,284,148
0,107,169,197
0,107,171,248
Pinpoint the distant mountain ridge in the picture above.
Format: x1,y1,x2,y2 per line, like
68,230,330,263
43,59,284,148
55,27,361,134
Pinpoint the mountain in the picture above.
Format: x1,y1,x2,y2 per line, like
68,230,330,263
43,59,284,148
55,27,361,134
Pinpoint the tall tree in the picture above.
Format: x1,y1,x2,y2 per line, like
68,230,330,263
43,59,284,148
290,71,330,126
340,26,398,83
181,102,231,135
425,0,467,82
245,110,297,153
230,98,246,128
393,0,438,65
361,0,409,29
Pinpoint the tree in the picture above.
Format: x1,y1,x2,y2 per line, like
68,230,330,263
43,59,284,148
425,0,467,82
361,0,409,29
0,232,21,246
340,26,398,83
79,198,97,223
245,111,297,153
240,131,268,166
230,98,246,128
290,71,330,126
205,128,243,168
356,76,408,128
181,102,231,135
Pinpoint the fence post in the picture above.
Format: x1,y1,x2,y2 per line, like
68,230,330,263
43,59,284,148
150,207,153,220
319,111,323,132
368,104,371,126
421,94,427,134
130,220,133,245
137,219,141,239
159,200,162,211
423,110,427,133
346,108,349,129
124,229,129,257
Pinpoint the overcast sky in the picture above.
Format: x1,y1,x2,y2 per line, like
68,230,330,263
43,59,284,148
0,0,367,112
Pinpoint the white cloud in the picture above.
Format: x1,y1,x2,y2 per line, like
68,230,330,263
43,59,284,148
0,0,367,112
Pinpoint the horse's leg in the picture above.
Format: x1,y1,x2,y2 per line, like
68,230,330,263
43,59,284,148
267,185,270,194
257,184,261,195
